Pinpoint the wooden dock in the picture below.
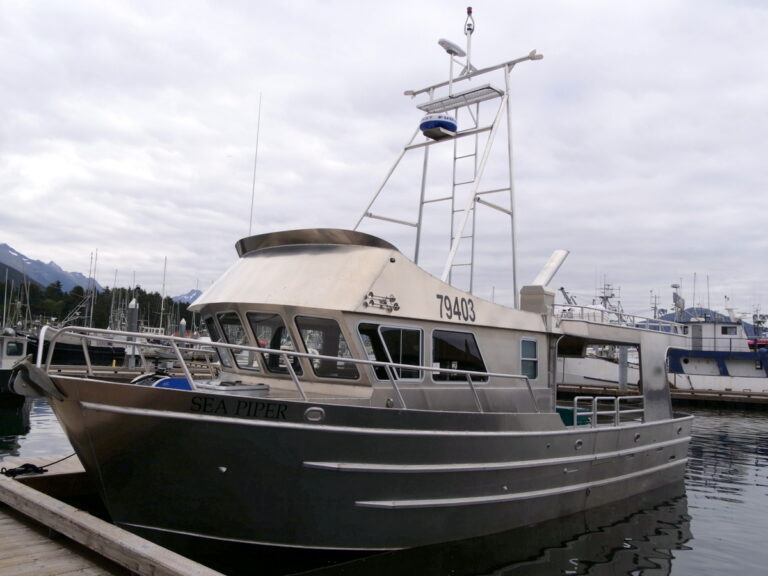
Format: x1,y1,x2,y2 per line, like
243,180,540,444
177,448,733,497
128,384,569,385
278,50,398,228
0,456,224,576
558,383,768,408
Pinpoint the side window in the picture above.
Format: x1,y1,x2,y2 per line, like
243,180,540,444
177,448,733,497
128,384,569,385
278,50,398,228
432,330,487,381
5,341,23,357
217,312,259,371
721,326,737,336
247,312,302,375
204,316,233,368
295,317,359,380
521,338,538,380
358,324,422,380
358,323,390,379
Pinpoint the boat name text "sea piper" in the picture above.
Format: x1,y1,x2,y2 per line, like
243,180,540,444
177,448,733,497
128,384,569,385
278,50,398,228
190,396,288,420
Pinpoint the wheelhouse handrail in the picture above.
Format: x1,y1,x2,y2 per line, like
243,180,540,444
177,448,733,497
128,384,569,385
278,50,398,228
35,325,540,413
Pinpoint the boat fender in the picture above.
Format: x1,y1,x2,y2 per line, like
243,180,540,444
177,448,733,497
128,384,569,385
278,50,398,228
8,356,66,401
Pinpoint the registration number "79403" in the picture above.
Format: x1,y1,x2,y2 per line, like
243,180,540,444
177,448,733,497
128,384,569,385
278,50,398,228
435,294,476,322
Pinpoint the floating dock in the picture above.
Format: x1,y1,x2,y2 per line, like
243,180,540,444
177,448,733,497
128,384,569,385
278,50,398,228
0,456,224,576
558,383,768,408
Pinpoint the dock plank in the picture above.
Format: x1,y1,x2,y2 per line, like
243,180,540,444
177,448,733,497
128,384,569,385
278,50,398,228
0,503,129,576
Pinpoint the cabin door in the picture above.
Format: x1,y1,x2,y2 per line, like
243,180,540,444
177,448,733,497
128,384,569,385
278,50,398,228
691,324,703,351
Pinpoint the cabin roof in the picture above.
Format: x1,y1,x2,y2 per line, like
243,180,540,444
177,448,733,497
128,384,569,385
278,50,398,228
189,228,547,332
235,229,396,257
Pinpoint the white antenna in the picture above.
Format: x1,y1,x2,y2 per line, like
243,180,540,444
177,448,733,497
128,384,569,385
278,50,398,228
248,92,263,236
460,6,477,77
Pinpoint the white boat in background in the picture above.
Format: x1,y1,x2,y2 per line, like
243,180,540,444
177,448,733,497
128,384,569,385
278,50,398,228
665,287,768,393
557,283,768,396
556,285,641,389
0,328,28,395
9,9,692,555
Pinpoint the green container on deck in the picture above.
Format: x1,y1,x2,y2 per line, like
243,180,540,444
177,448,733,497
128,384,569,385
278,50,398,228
556,405,591,426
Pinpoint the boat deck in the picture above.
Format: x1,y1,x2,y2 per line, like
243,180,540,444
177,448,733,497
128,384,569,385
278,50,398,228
0,456,224,576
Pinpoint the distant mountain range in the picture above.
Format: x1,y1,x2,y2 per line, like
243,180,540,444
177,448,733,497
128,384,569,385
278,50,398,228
0,243,199,302
0,243,102,293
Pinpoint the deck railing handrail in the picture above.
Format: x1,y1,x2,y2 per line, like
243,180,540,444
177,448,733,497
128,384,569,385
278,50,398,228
554,304,685,334
570,395,645,428
36,325,540,413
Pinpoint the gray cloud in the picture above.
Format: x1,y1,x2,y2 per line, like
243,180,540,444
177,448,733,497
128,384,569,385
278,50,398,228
1,0,766,319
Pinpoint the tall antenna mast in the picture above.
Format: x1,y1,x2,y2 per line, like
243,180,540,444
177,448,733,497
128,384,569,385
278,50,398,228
248,92,263,236
355,7,542,308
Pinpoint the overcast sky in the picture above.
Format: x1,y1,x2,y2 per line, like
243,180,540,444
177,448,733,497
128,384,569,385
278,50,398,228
2,0,766,319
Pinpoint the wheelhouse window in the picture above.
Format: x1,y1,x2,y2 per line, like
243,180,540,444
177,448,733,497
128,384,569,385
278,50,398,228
204,316,233,368
217,312,259,371
247,312,302,375
358,323,422,380
295,316,359,380
432,330,487,381
521,338,538,380
721,326,738,336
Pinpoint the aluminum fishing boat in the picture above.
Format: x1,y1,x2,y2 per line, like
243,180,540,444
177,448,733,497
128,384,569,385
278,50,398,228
10,9,692,554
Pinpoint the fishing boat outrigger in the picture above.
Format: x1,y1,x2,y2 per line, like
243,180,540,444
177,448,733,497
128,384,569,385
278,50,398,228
11,9,691,554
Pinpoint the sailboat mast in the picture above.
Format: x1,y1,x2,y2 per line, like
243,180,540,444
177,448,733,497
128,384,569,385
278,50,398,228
159,257,167,330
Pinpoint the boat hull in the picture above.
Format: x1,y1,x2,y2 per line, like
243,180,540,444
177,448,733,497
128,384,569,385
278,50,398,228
50,376,691,552
668,348,768,393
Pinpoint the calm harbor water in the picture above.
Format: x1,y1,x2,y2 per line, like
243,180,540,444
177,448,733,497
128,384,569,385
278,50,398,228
1,397,767,575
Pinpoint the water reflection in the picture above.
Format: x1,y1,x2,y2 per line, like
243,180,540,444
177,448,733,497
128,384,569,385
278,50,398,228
292,483,691,576
686,409,768,503
0,397,72,460
677,409,768,575
0,395,32,455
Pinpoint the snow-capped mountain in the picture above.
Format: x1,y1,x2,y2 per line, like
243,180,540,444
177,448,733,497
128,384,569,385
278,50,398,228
0,243,103,292
172,288,203,304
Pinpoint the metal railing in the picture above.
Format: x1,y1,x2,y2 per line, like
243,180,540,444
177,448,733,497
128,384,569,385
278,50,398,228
688,335,758,353
35,325,540,413
554,304,684,334
564,395,646,427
